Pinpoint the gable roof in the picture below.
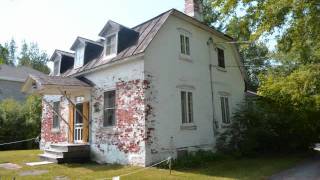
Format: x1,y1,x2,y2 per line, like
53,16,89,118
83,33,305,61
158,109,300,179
0,64,45,82
99,20,133,37
50,49,74,62
70,36,103,51
62,9,245,81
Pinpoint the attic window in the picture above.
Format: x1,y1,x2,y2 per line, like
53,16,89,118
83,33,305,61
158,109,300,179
53,60,60,76
74,43,85,69
105,33,117,57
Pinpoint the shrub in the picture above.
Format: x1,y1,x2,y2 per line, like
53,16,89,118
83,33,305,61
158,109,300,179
0,95,41,150
216,96,320,156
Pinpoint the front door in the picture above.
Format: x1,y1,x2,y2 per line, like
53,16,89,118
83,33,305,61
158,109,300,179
74,103,84,143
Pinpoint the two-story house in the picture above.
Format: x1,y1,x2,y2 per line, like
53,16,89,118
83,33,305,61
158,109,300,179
22,0,246,166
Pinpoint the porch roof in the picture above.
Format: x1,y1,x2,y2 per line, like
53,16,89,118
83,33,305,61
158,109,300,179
21,74,92,95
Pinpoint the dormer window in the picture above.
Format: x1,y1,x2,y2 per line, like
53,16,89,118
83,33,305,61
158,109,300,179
105,33,117,57
74,43,85,69
53,59,60,76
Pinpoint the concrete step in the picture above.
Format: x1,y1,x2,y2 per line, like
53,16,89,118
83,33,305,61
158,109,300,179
44,148,90,159
50,143,90,152
39,153,62,163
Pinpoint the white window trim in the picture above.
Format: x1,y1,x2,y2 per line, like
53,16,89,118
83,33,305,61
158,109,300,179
180,89,195,126
103,89,117,128
177,28,192,61
104,32,118,60
53,58,61,76
74,43,85,69
220,95,231,124
52,101,60,132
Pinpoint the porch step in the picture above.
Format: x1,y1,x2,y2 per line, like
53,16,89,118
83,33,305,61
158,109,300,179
39,143,90,164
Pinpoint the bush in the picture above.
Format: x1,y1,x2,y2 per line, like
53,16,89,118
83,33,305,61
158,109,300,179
0,95,42,150
216,96,320,156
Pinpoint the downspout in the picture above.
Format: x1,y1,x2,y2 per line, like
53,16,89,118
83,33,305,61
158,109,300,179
207,37,218,136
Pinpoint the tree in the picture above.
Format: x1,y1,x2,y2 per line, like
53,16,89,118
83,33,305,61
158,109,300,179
18,41,50,74
4,39,17,66
0,44,9,65
207,0,320,65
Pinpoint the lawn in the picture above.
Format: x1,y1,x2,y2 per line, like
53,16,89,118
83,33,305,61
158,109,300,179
0,150,309,180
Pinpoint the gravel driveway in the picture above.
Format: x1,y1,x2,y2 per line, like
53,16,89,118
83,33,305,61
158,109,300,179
269,156,320,180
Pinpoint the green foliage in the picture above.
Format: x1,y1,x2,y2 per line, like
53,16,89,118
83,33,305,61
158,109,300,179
259,64,320,111
207,0,320,65
217,96,320,156
4,39,17,65
0,44,9,65
18,41,50,74
0,95,42,150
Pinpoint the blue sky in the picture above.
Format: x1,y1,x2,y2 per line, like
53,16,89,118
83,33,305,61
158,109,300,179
0,0,185,55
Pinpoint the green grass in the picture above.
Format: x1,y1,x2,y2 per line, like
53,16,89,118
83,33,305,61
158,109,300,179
0,150,308,180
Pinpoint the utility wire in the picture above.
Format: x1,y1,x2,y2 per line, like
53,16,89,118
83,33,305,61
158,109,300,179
0,136,39,146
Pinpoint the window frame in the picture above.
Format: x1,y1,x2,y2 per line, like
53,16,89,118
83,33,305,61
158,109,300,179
74,43,85,69
53,59,61,76
105,33,118,59
217,48,225,68
180,34,191,56
103,90,116,127
220,96,230,124
52,101,60,130
180,90,194,124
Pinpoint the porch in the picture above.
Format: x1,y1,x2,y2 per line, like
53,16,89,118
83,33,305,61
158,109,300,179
22,75,93,163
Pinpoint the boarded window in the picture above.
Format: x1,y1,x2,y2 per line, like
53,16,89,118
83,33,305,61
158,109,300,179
104,90,116,127
220,96,230,124
53,101,60,129
217,48,225,68
181,91,194,124
106,34,117,56
180,34,190,55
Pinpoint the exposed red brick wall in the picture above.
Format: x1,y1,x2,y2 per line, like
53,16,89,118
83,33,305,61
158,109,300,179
41,101,67,144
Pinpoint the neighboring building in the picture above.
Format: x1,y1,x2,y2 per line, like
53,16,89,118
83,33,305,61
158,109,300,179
0,64,45,101
22,0,247,166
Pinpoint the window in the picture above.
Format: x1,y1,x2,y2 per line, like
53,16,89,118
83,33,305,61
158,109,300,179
74,44,84,68
53,60,60,76
180,34,190,55
220,96,230,124
181,91,193,124
217,48,225,68
52,101,60,129
105,34,117,56
104,90,116,127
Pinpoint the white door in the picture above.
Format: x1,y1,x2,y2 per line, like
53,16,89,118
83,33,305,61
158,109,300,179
74,103,83,143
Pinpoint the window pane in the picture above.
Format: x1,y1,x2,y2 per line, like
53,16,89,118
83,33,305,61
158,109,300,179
180,35,185,54
53,101,60,128
106,34,117,55
104,91,115,108
187,92,193,123
104,109,115,126
181,91,187,123
220,97,226,123
225,98,230,123
218,48,225,68
54,61,59,75
104,90,116,126
75,103,83,124
185,36,190,55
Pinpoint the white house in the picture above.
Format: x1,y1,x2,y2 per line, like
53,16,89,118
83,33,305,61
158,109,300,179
22,0,246,167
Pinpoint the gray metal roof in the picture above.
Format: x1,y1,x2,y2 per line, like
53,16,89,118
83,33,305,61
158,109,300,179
30,74,91,87
0,64,45,82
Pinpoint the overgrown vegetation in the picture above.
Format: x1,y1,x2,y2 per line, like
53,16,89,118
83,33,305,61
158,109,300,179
0,95,42,150
217,96,320,156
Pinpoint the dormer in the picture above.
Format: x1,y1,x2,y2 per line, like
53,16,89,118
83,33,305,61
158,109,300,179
70,37,104,69
99,20,139,59
50,50,75,76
